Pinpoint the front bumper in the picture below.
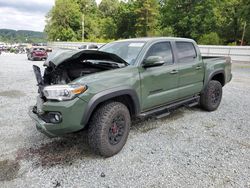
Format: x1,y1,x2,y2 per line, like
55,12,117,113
33,55,47,60
28,97,88,137
28,106,57,137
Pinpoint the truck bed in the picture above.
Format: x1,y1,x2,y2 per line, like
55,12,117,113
202,56,232,85
202,56,231,64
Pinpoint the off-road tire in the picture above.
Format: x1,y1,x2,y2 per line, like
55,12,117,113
88,101,131,157
200,80,223,111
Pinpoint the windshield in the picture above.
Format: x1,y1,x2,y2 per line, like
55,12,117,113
33,48,45,51
99,41,146,65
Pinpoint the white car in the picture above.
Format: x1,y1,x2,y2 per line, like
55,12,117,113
78,43,105,50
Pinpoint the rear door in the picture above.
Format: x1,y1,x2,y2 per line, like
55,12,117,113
139,42,179,111
175,42,204,99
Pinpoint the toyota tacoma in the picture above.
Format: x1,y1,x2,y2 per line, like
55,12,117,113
29,37,232,157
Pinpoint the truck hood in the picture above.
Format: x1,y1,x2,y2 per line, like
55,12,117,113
44,49,128,67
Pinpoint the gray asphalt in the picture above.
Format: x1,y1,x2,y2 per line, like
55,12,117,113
0,53,249,188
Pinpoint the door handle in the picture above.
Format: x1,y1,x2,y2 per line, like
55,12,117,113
170,70,178,74
196,66,202,70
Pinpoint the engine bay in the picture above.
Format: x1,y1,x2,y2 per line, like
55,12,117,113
43,59,122,85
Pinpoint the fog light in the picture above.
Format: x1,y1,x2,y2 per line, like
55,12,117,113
48,112,62,124
55,114,60,121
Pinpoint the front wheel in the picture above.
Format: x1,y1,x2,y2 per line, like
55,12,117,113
200,80,223,111
88,101,131,157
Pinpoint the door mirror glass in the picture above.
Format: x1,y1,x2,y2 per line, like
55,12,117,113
143,56,165,68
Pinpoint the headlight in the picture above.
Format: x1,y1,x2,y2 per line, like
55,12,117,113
43,84,87,101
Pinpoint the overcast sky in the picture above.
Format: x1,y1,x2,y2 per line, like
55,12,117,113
0,0,102,32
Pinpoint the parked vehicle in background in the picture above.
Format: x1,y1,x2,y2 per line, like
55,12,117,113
46,47,53,52
31,43,52,53
29,37,232,157
78,43,99,50
27,47,47,61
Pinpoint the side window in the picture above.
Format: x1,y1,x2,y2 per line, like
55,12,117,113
145,42,174,65
176,42,197,63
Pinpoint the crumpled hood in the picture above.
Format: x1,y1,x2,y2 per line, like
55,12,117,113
44,49,128,67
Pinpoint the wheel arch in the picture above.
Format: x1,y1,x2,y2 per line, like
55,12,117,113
203,70,225,93
81,87,140,126
210,71,225,86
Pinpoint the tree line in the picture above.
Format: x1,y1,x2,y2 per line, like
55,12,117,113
0,29,45,43
45,0,250,45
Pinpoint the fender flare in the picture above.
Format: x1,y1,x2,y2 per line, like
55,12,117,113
202,69,225,93
81,87,140,126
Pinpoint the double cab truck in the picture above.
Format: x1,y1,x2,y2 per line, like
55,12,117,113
29,37,232,157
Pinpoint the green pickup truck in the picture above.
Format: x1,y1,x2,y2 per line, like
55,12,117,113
29,37,232,157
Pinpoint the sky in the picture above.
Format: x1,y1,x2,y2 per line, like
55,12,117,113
0,0,102,32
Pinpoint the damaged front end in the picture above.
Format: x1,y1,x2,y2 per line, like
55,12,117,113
29,49,128,136
42,49,128,85
33,49,128,99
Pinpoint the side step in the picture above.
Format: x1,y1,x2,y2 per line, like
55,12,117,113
156,112,171,119
139,96,200,119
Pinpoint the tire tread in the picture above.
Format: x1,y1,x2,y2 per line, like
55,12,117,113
88,101,130,157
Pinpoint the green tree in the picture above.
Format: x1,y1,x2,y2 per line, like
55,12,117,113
43,0,250,44
161,0,218,41
216,0,245,43
83,15,101,40
198,32,221,45
135,0,160,37
45,0,82,41
99,0,119,18
116,1,137,39
97,0,120,39
77,0,97,13
240,0,250,22
241,0,250,45
100,17,117,39
160,27,174,37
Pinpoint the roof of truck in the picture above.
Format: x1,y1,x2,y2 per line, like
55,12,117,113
117,37,195,43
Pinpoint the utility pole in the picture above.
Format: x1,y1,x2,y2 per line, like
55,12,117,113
241,21,247,46
82,14,85,42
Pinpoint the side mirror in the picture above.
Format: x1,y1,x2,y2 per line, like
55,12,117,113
143,56,165,68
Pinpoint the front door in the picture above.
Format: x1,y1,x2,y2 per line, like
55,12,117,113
139,42,179,111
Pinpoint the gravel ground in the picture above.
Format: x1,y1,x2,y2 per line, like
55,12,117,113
0,53,249,188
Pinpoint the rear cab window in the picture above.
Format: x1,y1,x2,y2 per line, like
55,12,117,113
176,42,197,63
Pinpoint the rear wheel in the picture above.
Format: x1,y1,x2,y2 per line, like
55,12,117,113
200,80,222,111
88,101,131,157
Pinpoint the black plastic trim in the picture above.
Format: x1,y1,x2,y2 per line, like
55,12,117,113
81,87,140,126
139,96,200,118
202,69,225,93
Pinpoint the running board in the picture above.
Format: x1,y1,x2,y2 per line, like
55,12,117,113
156,112,171,119
139,96,200,119
187,101,199,107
